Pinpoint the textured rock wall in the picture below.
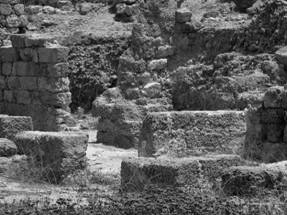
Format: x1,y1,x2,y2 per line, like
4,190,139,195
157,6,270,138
0,0,27,32
244,86,287,163
0,34,75,131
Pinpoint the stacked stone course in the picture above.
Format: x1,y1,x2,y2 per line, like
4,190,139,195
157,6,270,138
0,34,75,131
0,0,28,32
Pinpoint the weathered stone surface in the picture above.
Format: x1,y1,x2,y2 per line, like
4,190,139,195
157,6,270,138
275,46,287,66
121,154,246,192
139,111,246,157
14,131,89,183
222,161,287,196
148,59,167,71
92,88,143,148
0,138,17,157
37,47,69,63
0,4,13,16
0,115,33,140
263,86,285,108
175,8,192,23
0,47,18,62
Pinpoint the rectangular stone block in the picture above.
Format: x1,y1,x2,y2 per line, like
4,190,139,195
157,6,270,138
19,48,38,62
7,77,19,89
46,63,69,77
121,154,246,192
12,61,39,76
10,34,26,48
0,76,5,89
3,90,14,103
2,62,13,76
15,90,31,104
37,47,69,63
0,47,18,62
14,131,88,183
40,91,71,110
38,77,69,93
0,115,33,140
19,77,38,90
139,111,246,157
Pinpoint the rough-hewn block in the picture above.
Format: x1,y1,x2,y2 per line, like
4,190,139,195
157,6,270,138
0,47,18,62
3,90,14,103
2,62,13,76
121,154,246,192
38,77,69,93
13,61,39,76
0,138,17,157
37,47,69,63
139,111,246,157
222,161,287,196
6,77,19,89
19,48,38,62
14,131,89,183
0,115,33,139
15,90,31,104
19,77,38,90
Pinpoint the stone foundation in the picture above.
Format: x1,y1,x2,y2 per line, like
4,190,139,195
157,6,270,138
139,110,246,157
14,131,88,183
0,34,75,131
121,154,246,192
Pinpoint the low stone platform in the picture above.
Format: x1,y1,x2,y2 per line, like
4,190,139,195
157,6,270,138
121,154,247,192
14,131,89,183
139,111,246,157
222,161,287,197
0,115,33,140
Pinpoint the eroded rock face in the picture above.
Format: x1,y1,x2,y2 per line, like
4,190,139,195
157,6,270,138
244,86,287,162
139,110,246,157
121,154,246,192
14,131,89,183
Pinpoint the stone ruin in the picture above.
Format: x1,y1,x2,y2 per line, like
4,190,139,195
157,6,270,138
0,34,75,131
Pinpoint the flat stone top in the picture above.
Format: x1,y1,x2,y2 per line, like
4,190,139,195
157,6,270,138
17,131,89,138
124,154,242,167
0,115,32,120
148,110,245,116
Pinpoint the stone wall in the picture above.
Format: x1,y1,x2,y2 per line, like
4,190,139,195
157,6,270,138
0,0,27,32
244,86,287,163
0,34,75,131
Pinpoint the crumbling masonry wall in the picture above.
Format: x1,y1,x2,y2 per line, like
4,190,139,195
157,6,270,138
0,34,75,131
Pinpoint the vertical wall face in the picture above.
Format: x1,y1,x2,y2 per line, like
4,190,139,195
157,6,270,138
0,34,75,131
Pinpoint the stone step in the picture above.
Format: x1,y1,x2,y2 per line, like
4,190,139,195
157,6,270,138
139,110,246,157
222,161,287,197
0,114,33,140
14,131,89,183
121,154,247,192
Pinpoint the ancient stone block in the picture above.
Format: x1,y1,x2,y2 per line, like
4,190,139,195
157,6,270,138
6,14,21,28
156,45,174,58
40,91,71,110
16,90,31,105
19,77,38,90
37,47,69,63
260,108,285,124
0,115,33,140
0,138,17,157
263,86,284,108
0,47,18,62
2,62,12,75
222,162,287,196
38,77,69,93
13,4,24,15
13,61,39,76
175,8,192,23
93,90,143,148
275,46,287,67
3,90,14,103
45,63,69,77
7,77,19,89
19,48,38,62
0,4,13,16
121,154,246,192
148,59,167,71
14,131,88,183
0,77,5,89
139,111,246,157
